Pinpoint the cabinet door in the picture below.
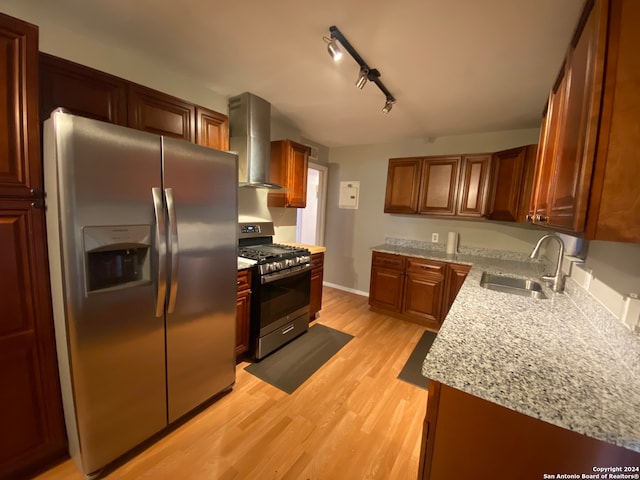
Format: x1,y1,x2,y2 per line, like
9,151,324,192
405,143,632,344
236,270,251,358
546,1,604,232
489,145,537,222
369,252,405,312
0,200,66,478
457,154,492,217
0,15,41,198
443,263,471,319
196,106,229,150
418,156,460,215
402,258,445,328
384,158,422,213
39,53,127,127
310,253,324,319
127,84,195,141
531,67,568,225
268,140,309,208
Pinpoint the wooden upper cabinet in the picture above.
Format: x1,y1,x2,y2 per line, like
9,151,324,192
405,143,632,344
530,0,639,242
531,68,568,225
196,106,229,151
546,0,605,232
457,154,492,217
39,53,127,126
0,15,41,198
268,139,310,208
127,85,196,142
384,158,422,213
418,156,460,215
489,145,537,222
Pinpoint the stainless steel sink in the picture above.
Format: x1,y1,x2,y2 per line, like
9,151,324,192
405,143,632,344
479,272,547,299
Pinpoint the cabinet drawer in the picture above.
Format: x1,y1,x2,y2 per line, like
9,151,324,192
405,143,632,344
372,252,405,270
311,252,324,269
406,257,446,276
237,269,251,291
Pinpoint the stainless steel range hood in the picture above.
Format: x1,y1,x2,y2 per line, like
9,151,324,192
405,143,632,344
229,92,281,189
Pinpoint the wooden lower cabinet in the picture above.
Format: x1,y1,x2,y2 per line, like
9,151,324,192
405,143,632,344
369,252,406,312
0,200,66,479
402,258,446,328
310,252,324,319
236,269,251,359
418,381,640,480
369,252,469,330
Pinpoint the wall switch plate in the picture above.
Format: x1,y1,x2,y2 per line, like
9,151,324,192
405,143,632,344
432,233,439,243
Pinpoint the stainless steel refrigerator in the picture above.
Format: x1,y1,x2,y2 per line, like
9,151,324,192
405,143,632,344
43,110,237,476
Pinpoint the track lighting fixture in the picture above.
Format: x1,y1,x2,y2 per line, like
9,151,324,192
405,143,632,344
323,35,343,61
356,67,369,89
325,25,396,113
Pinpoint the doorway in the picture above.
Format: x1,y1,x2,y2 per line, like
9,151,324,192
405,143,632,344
296,162,328,245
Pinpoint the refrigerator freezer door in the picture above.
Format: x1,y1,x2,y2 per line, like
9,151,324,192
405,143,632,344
162,137,238,422
44,113,167,475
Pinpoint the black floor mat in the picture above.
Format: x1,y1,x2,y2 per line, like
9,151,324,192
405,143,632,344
244,323,354,394
397,330,437,390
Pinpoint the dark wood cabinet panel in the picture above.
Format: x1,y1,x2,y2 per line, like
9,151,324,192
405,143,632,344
443,263,471,319
384,158,422,213
127,85,195,141
402,258,446,328
310,252,324,319
530,0,640,242
196,106,229,151
546,0,604,231
419,381,640,480
236,269,251,359
490,145,537,222
369,252,405,312
457,154,492,217
268,140,310,208
39,53,127,127
0,200,66,479
417,156,460,215
0,15,41,198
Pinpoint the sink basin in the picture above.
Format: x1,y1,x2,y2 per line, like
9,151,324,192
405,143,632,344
479,272,547,299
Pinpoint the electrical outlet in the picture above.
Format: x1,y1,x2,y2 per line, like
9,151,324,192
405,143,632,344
431,233,439,243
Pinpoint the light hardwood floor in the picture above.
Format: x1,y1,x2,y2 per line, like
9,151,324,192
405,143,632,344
35,287,429,480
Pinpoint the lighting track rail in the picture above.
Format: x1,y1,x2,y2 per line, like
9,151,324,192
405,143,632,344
325,25,396,114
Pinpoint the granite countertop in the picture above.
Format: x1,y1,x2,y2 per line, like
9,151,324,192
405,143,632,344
372,243,640,453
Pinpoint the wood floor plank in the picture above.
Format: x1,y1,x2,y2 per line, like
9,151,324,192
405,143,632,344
34,287,429,480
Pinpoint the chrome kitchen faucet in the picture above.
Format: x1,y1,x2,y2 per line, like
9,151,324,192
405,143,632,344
530,234,566,293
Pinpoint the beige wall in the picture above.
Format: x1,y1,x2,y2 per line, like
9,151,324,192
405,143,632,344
324,129,544,293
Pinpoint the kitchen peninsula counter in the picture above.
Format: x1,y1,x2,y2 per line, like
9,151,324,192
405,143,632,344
280,242,327,255
371,243,640,454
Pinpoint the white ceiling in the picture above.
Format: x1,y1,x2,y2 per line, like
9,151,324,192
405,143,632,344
11,0,586,147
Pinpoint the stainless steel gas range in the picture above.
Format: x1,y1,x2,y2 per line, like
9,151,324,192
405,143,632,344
238,221,312,360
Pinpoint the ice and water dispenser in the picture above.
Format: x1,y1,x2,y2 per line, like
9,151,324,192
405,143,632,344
83,225,151,293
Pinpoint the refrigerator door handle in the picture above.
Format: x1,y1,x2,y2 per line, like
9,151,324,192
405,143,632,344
165,187,179,314
152,187,167,318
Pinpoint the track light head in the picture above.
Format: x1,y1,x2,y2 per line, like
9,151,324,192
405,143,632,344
324,35,343,61
382,98,395,114
356,67,369,89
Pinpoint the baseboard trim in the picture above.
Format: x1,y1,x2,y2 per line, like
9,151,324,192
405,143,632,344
322,282,369,297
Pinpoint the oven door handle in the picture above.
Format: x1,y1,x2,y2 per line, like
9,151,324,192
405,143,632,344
261,263,313,284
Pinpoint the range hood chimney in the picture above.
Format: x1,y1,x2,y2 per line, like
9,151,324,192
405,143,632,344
229,92,281,189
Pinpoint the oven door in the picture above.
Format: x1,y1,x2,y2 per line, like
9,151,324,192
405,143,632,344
258,265,312,338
